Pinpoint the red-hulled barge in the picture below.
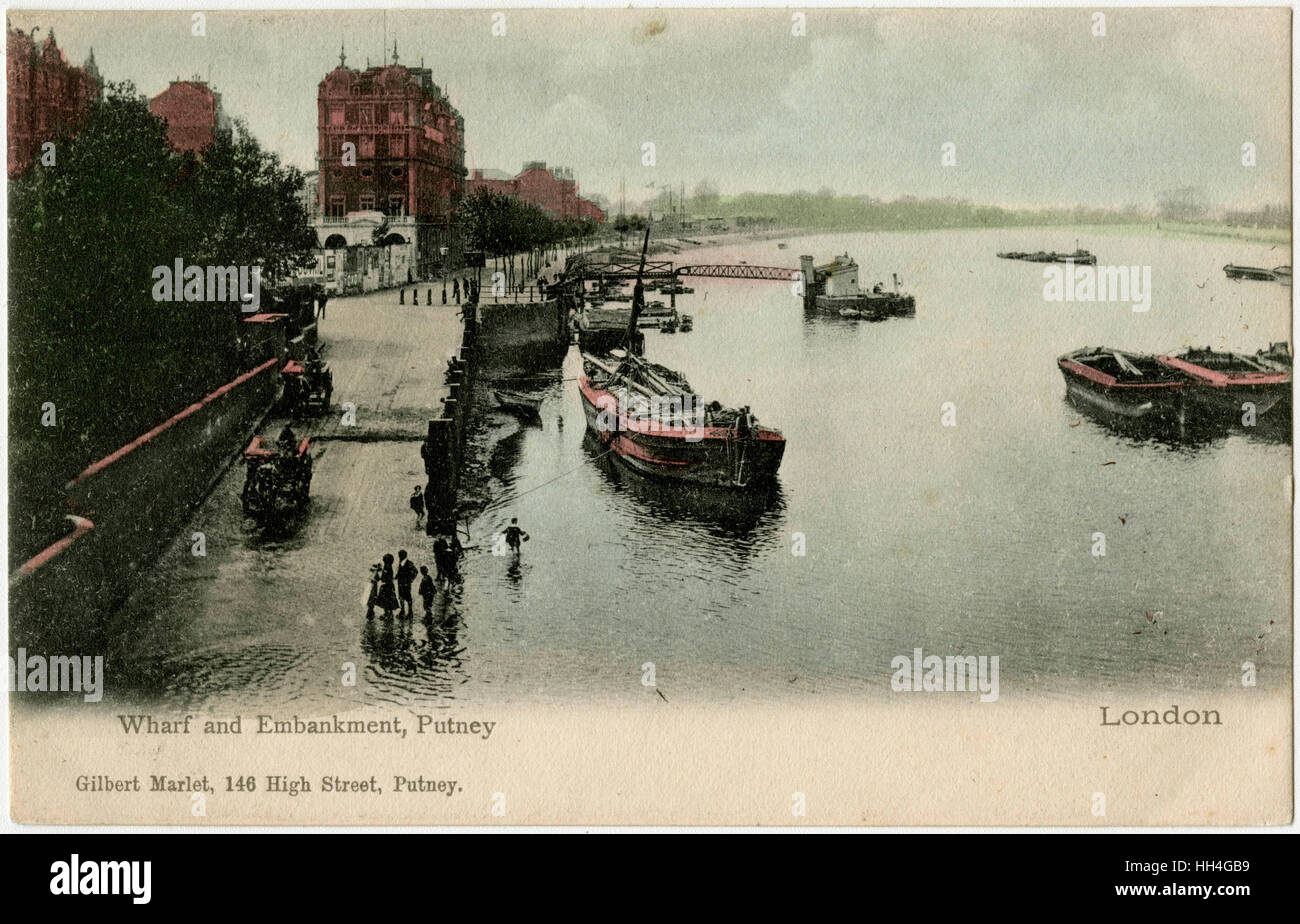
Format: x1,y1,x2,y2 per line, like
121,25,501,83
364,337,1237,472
1156,348,1292,418
579,352,786,488
1057,347,1188,420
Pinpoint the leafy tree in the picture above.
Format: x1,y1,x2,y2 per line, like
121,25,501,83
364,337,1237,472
8,81,317,562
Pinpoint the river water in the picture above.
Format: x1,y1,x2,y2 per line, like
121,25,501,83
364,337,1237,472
100,227,1292,708
442,227,1292,704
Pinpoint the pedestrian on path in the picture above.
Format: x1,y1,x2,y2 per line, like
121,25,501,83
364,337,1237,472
433,537,451,588
418,566,435,617
396,550,418,617
365,562,382,618
377,554,399,617
410,486,425,527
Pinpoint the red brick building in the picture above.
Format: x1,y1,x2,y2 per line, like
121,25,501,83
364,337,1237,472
316,45,466,276
6,27,101,177
468,161,605,223
149,79,227,153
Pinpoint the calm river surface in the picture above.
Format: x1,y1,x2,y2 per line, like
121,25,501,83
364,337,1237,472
453,227,1291,704
105,227,1292,708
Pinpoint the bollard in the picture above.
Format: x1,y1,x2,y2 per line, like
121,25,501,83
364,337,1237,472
412,289,420,306
427,289,432,305
399,289,405,305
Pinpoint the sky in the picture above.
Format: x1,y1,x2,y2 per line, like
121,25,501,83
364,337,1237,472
8,7,1291,211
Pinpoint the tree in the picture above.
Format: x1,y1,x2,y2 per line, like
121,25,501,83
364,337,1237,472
8,81,318,560
692,179,720,210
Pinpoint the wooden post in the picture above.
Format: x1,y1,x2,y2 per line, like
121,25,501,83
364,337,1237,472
422,418,456,534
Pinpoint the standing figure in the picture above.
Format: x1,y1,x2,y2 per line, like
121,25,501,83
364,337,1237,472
396,550,418,617
453,277,461,304
418,566,435,618
365,563,382,618
377,554,399,617
410,485,425,527
433,537,451,588
504,517,529,557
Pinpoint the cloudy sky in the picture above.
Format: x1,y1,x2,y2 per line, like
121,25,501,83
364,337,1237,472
10,7,1290,210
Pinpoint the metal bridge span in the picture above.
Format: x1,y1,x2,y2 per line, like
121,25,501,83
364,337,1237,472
564,260,798,283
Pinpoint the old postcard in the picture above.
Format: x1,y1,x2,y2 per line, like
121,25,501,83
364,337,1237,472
5,6,1292,826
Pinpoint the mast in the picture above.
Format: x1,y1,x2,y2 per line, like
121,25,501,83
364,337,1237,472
625,226,651,347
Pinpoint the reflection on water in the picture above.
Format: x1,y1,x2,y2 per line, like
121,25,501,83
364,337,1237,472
581,431,786,541
361,604,467,704
1064,392,1292,452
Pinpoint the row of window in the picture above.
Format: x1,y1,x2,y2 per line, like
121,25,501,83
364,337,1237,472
326,195,406,218
329,166,406,179
327,135,412,158
328,103,412,127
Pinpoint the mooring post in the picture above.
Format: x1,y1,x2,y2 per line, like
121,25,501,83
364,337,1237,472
423,417,456,533
447,382,464,441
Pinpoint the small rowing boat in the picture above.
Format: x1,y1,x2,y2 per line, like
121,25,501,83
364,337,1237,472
493,389,543,417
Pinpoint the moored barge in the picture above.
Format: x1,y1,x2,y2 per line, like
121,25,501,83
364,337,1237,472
1223,263,1281,282
1057,347,1188,420
1156,348,1291,418
578,351,786,488
999,249,1097,265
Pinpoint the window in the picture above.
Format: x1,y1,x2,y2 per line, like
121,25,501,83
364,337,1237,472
359,104,373,124
328,105,344,126
388,104,405,126
345,104,358,123
390,135,405,157
391,167,403,178
327,196,346,218
388,196,405,216
359,194,375,211
359,136,374,158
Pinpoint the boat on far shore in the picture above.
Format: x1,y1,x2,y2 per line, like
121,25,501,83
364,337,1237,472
1223,263,1285,282
999,248,1097,265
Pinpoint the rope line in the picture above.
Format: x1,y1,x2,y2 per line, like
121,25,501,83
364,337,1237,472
483,444,618,514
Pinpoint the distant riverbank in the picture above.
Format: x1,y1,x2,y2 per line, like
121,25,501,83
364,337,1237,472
599,219,1289,261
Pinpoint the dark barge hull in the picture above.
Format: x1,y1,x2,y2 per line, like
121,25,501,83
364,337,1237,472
1057,352,1186,421
814,293,915,319
578,378,785,487
1156,354,1291,418
1000,251,1097,265
1223,264,1277,281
